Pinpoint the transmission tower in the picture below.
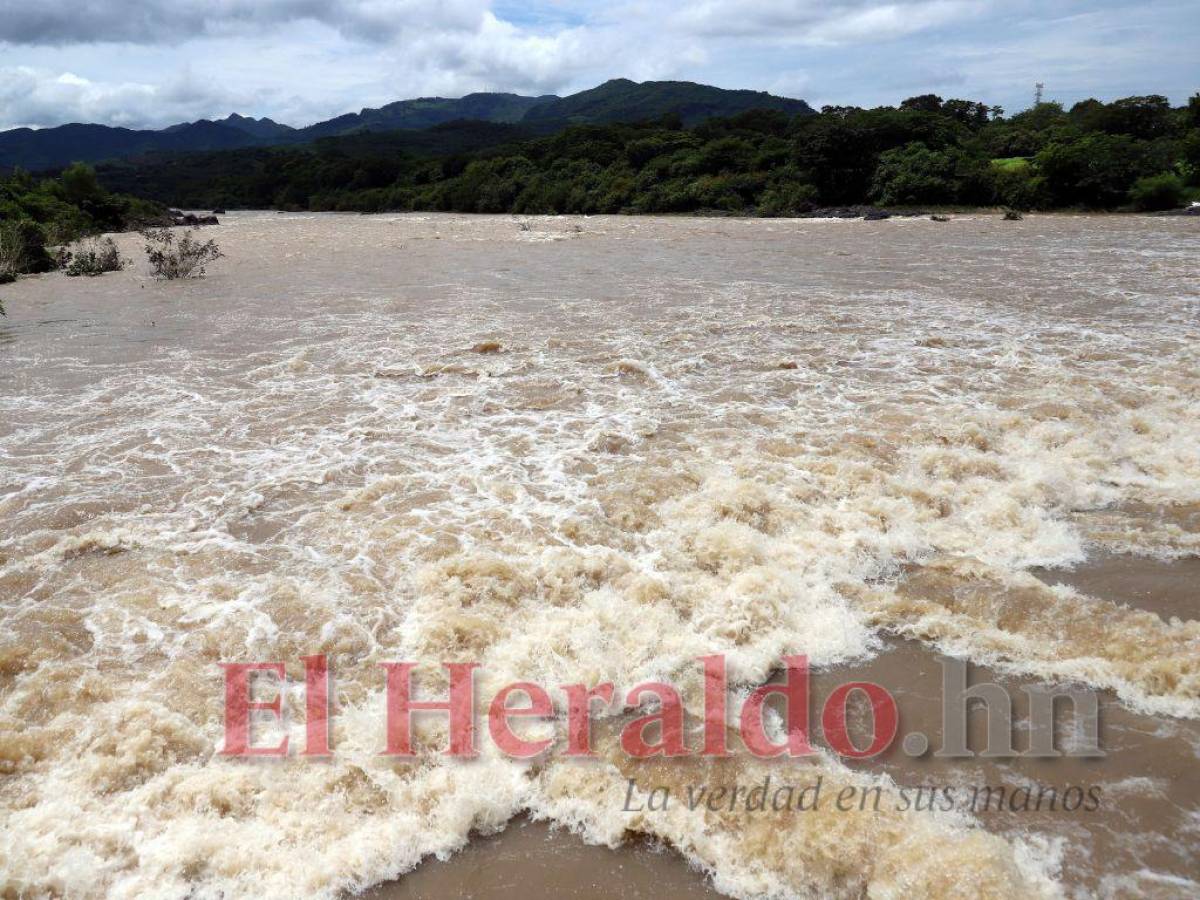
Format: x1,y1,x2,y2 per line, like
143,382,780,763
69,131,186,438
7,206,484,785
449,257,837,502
1034,82,1044,106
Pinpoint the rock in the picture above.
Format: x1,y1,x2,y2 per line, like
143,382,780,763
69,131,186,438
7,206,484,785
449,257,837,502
815,205,929,220
930,214,951,222
170,213,219,226
799,205,897,220
1003,210,1023,221
1151,205,1200,217
212,208,227,215
588,433,631,454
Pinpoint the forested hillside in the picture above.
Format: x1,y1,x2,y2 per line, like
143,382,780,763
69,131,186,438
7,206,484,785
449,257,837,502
96,94,1200,214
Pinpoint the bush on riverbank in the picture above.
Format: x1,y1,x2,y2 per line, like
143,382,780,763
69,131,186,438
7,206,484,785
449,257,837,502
0,164,165,282
1129,172,1188,211
63,237,125,276
0,220,54,280
142,227,222,279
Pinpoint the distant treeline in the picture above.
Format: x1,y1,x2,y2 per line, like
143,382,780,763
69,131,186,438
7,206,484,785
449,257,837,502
98,93,1200,215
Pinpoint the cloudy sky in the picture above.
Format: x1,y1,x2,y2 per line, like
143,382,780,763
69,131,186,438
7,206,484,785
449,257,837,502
0,0,1196,131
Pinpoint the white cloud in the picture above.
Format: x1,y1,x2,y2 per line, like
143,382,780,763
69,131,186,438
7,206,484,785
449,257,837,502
385,12,595,96
0,65,243,129
671,0,986,42
806,1,988,44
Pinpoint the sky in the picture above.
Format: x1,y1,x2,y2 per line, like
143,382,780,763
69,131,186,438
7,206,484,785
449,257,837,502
0,0,1196,131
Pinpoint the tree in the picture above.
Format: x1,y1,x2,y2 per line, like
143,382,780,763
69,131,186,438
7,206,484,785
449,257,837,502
692,137,755,175
60,162,103,204
1100,95,1174,140
142,227,222,279
1036,134,1150,207
1010,102,1068,132
991,161,1047,210
942,99,990,128
1182,131,1200,185
901,94,943,113
0,220,54,278
871,142,961,205
1129,173,1186,211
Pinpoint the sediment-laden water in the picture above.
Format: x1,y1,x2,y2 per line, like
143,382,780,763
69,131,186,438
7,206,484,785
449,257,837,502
1,213,1197,898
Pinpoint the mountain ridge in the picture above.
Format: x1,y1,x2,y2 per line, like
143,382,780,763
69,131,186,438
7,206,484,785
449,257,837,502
0,79,815,171
524,78,814,125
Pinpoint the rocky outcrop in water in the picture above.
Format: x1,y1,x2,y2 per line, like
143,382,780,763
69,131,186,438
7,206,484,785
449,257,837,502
169,212,220,226
1151,205,1200,216
798,206,891,220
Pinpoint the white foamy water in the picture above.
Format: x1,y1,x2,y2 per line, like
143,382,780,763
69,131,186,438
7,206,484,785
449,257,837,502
1,213,1198,898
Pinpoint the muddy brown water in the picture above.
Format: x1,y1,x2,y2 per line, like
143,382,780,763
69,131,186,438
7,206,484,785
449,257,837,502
1,213,1197,898
371,554,1198,900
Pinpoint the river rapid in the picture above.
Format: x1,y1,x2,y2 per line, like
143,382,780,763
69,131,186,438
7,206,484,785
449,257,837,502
1,212,1198,898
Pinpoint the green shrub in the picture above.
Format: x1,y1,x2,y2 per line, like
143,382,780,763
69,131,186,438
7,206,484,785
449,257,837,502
0,220,53,279
871,142,964,206
142,227,222,279
991,164,1048,210
990,157,1031,172
64,237,125,277
758,181,819,216
1129,172,1187,211
1036,134,1152,207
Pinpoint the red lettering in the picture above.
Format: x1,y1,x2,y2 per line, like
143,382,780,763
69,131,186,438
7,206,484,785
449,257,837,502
220,662,288,757
700,654,729,757
560,682,615,757
488,682,554,758
739,655,813,758
301,654,331,756
621,682,688,758
380,662,479,757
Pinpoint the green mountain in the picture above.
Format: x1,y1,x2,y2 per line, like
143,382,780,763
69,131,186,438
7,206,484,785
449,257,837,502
211,114,298,141
298,93,553,139
0,79,814,172
522,79,815,126
0,121,270,173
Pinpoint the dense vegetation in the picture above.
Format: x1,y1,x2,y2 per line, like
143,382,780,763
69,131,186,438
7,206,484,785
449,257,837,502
96,93,1200,216
0,163,164,286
